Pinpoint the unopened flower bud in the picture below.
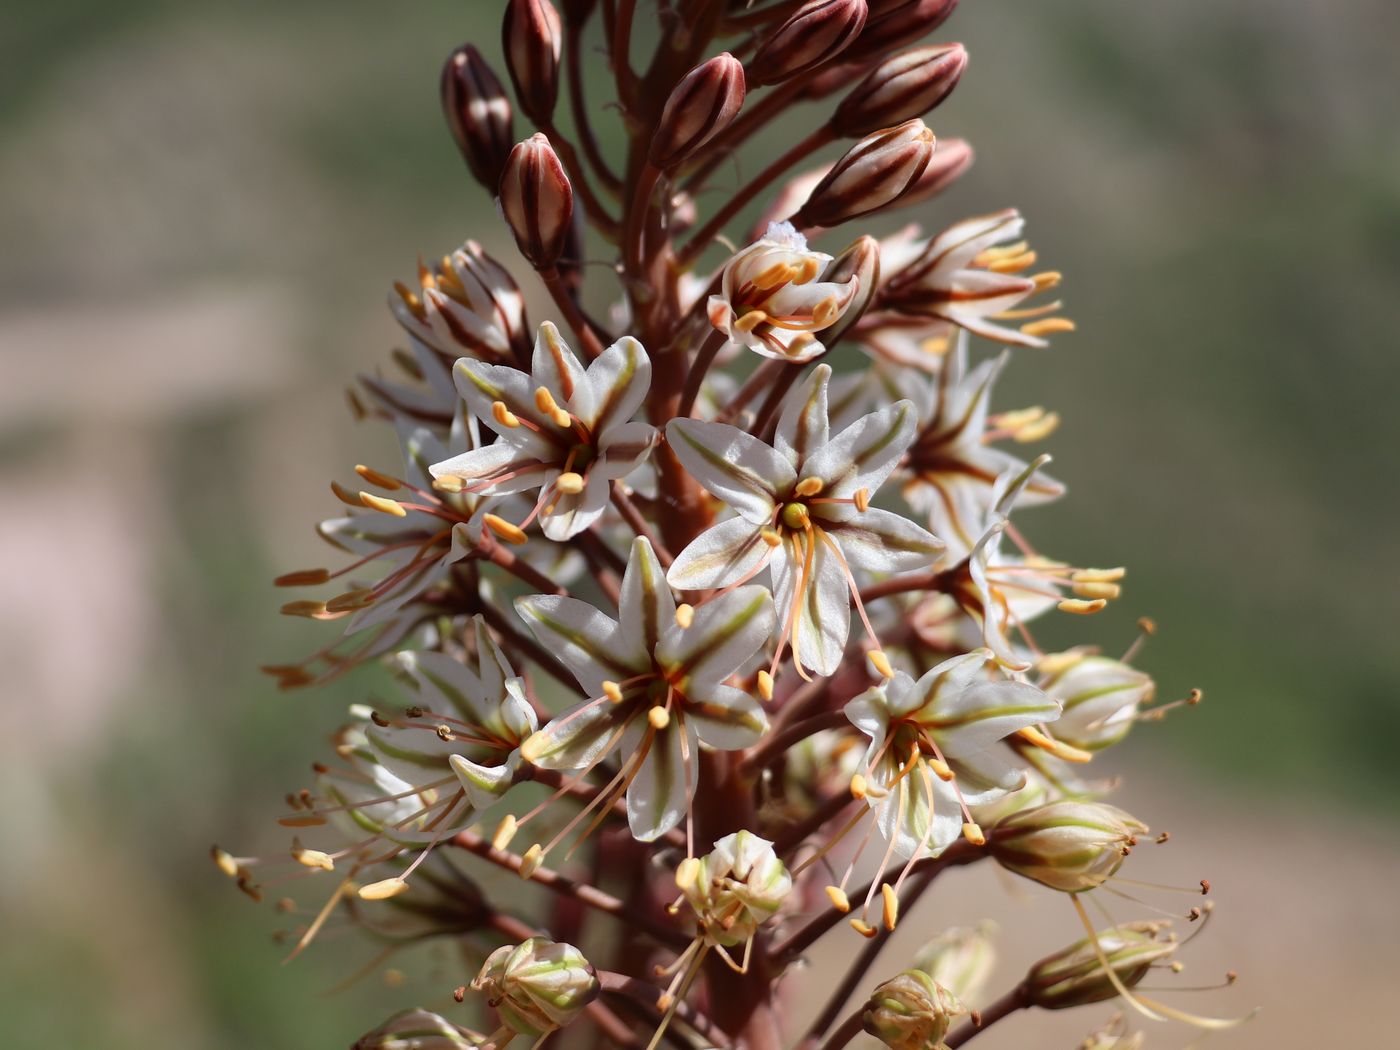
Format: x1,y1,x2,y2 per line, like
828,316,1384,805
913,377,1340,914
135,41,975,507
1040,655,1153,752
833,44,967,137
913,922,997,1006
471,937,599,1036
847,0,959,61
681,831,792,946
990,800,1147,893
500,133,574,269
898,136,973,206
353,1008,479,1050
502,0,563,124
813,235,879,345
650,53,746,170
750,0,869,87
795,119,934,228
441,45,515,192
1027,923,1176,1010
862,970,964,1050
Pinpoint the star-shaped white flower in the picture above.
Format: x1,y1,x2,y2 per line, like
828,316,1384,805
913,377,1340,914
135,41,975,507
881,210,1069,348
897,333,1064,558
844,649,1060,859
516,538,773,843
666,364,943,677
364,614,539,820
951,459,1122,671
430,322,658,541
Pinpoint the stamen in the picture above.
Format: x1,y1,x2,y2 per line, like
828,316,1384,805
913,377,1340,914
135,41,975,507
555,471,585,494
674,603,694,629
794,477,824,498
359,491,408,518
355,464,402,490
492,401,521,428
483,513,528,545
1021,317,1077,338
1058,598,1107,615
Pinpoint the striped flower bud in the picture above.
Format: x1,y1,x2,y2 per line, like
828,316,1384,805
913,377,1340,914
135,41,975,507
847,0,959,61
990,801,1147,893
1040,654,1153,752
353,1008,480,1050
471,938,599,1036
813,234,880,345
441,45,515,193
862,970,964,1050
1026,923,1176,1010
680,831,792,947
794,119,934,228
898,136,973,206
833,44,968,137
500,133,573,269
502,0,562,124
912,922,997,1007
650,53,746,170
749,0,869,87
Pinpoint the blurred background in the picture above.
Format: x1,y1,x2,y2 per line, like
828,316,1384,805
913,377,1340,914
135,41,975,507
1,0,1395,1047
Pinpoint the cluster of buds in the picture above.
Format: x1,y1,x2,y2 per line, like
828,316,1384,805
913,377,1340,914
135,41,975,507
228,4,1248,1050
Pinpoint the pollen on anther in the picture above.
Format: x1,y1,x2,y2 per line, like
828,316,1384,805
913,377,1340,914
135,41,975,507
484,514,529,545
355,464,401,490
648,706,671,730
492,400,521,428
881,884,899,931
825,885,851,913
849,918,878,939
602,680,624,703
757,670,774,701
675,603,695,629
360,491,408,518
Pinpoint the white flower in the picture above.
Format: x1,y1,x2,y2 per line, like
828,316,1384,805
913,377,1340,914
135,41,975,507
707,222,862,362
844,649,1060,859
388,240,528,368
897,333,1064,558
948,458,1120,672
364,614,539,815
516,538,773,842
882,209,1069,348
430,322,658,541
1038,653,1153,752
667,364,942,677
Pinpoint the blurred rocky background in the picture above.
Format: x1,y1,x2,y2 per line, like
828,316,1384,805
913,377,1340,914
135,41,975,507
0,1,1394,1047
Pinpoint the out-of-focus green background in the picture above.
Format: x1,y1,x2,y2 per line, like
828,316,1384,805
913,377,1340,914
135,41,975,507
1,1,1395,1047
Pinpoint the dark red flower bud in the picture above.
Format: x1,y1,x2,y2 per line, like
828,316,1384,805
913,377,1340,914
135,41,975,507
649,53,746,170
502,0,563,124
441,45,516,192
846,0,958,61
832,44,967,137
749,0,869,87
898,136,973,206
794,119,934,228
500,134,574,269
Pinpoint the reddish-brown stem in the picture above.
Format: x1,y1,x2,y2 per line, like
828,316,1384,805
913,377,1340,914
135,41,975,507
450,830,690,950
859,565,957,605
612,0,639,110
566,24,622,193
815,1007,865,1050
540,266,607,358
598,972,733,1049
543,122,622,238
943,983,1031,1048
473,533,570,596
677,328,730,419
773,840,985,962
739,709,850,775
611,484,675,566
678,125,836,269
715,359,784,425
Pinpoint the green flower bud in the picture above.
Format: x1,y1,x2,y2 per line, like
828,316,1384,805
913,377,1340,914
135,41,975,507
1027,923,1176,1010
353,1008,481,1050
989,800,1147,893
912,922,997,1006
471,937,599,1036
862,969,964,1050
680,831,793,947
1040,654,1153,752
